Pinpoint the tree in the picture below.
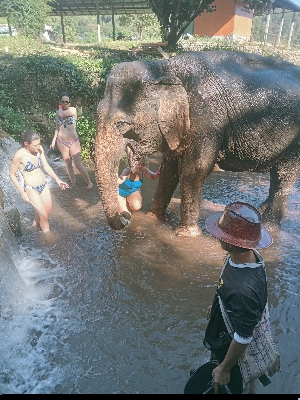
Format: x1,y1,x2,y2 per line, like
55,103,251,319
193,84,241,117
240,0,273,16
118,14,160,40
147,0,272,47
0,0,50,39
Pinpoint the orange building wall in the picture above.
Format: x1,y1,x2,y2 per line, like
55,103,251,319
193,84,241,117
193,0,252,39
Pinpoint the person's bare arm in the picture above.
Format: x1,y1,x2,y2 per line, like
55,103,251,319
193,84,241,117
50,111,59,149
40,149,69,189
143,167,160,180
59,107,77,119
118,167,130,184
9,151,29,201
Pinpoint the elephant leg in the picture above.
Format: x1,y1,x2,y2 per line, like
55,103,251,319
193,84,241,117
150,156,179,219
175,172,205,237
260,157,300,228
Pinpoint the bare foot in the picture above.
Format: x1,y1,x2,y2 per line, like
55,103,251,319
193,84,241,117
86,182,93,189
175,225,202,237
41,231,56,246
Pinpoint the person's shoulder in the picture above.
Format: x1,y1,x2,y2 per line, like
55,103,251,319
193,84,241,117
122,166,131,174
14,148,24,158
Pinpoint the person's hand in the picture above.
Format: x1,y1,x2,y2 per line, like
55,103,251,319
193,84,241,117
212,365,230,393
206,305,212,320
20,191,29,202
56,180,69,190
50,142,56,149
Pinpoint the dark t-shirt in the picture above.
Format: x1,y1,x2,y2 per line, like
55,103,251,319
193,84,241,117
204,251,267,355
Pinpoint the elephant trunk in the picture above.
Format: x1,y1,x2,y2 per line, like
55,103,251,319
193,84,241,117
94,129,130,230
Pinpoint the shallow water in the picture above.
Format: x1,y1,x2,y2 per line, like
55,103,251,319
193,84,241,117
1,151,300,394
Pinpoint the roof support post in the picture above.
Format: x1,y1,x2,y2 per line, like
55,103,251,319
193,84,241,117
7,16,12,36
264,1,272,45
60,5,66,44
96,0,101,43
287,11,296,49
275,6,285,46
112,7,116,41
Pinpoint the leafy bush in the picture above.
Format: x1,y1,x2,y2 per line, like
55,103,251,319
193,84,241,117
0,105,31,140
0,36,159,159
76,115,96,160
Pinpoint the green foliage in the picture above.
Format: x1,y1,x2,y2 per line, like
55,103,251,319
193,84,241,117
76,115,97,160
48,14,161,43
0,105,30,140
118,14,161,40
0,36,156,159
252,7,300,47
0,0,51,38
240,0,272,16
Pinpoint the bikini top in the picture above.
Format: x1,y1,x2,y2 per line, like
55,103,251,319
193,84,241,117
20,149,43,172
119,172,144,190
57,115,76,128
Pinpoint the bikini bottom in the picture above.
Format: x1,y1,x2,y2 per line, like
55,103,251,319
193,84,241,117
24,181,47,194
57,136,79,148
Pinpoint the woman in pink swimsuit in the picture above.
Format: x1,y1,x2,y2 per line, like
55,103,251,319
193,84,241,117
50,92,93,189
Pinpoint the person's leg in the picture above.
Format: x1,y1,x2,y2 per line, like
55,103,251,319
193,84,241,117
56,140,76,186
40,184,53,215
70,142,93,189
118,194,131,213
25,187,50,233
127,190,142,211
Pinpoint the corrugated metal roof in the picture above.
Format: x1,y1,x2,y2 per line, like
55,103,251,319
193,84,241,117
46,0,152,16
46,1,300,16
0,0,151,17
0,1,299,18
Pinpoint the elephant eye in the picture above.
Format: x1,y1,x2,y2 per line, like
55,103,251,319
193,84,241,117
115,120,132,132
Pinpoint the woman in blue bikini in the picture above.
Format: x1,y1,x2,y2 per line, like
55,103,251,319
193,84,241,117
50,92,93,189
9,130,69,233
118,147,160,215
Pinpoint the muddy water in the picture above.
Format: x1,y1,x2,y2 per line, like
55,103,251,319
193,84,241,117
1,152,300,394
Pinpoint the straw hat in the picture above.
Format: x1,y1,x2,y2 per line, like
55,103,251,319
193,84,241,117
205,201,273,249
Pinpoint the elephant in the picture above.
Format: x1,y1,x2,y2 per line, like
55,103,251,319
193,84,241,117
94,50,300,237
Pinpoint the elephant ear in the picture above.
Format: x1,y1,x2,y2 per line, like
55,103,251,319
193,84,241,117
155,76,190,150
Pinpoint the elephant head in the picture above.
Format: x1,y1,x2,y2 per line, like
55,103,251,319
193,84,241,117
94,61,190,230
